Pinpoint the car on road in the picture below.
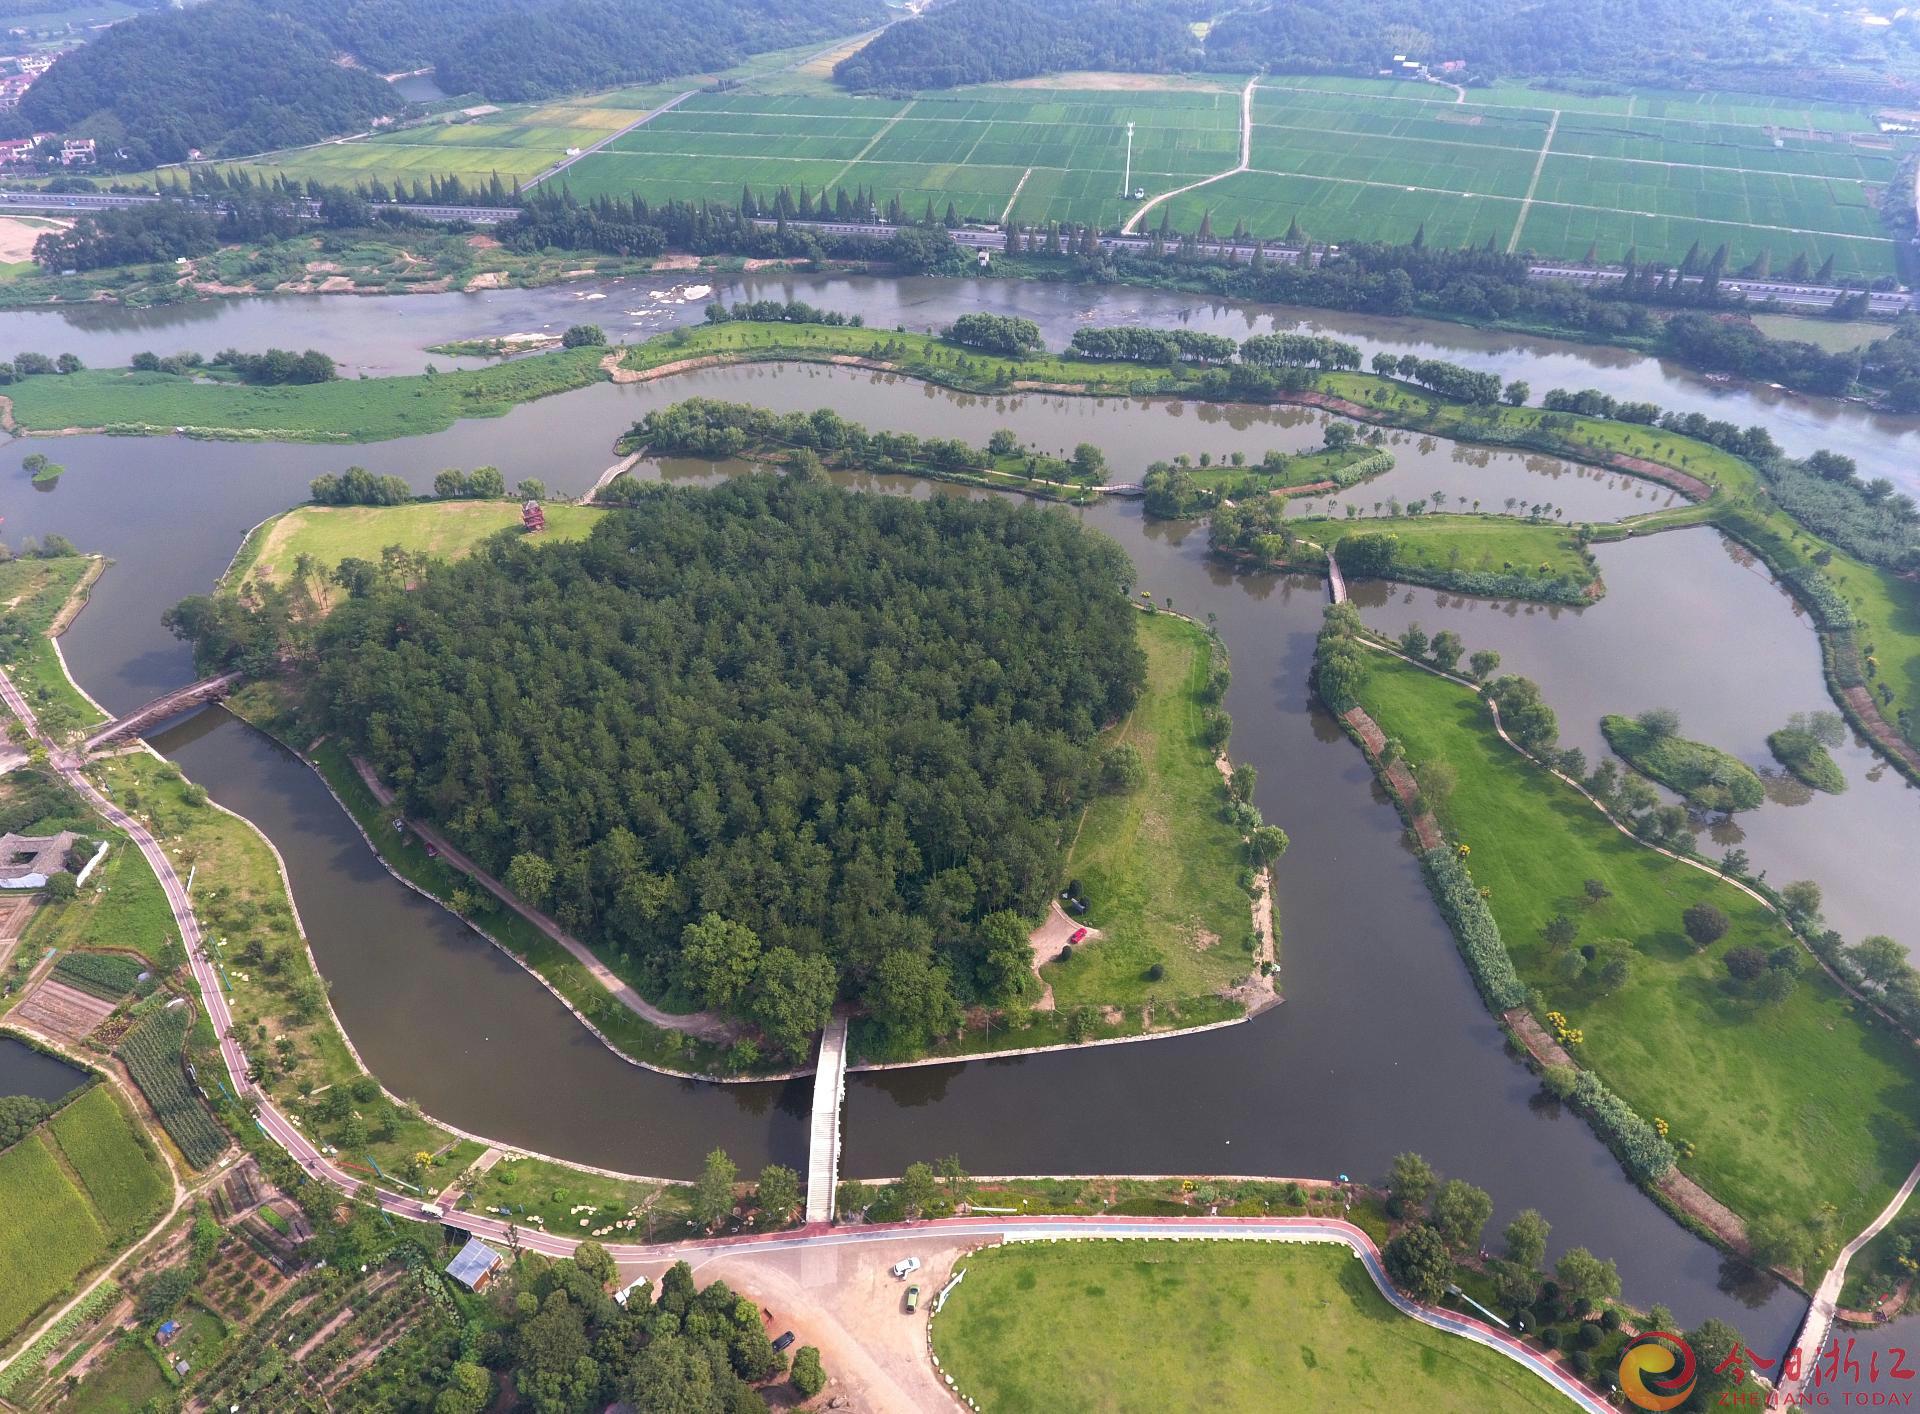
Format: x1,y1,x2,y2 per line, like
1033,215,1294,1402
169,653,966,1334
890,1256,921,1278
905,1285,921,1313
1069,927,1088,944
772,1330,795,1353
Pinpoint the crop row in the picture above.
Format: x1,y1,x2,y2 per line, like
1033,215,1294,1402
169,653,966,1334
52,950,148,1001
117,1007,227,1168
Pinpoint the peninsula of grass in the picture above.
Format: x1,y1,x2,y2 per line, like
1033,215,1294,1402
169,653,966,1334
930,1240,1570,1414
227,502,609,609
3,346,608,442
1356,653,1920,1244
1601,713,1766,812
1322,516,1597,601
0,554,108,738
1046,611,1263,1012
1768,726,1849,794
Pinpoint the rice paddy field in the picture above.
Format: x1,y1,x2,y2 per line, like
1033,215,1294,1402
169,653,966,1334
560,84,1246,229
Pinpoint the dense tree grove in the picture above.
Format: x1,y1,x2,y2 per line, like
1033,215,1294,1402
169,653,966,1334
833,0,1201,91
211,480,1145,1051
1202,0,1916,98
31,203,221,272
945,313,1043,357
29,0,884,159
22,1,402,164
1068,326,1236,365
212,348,337,385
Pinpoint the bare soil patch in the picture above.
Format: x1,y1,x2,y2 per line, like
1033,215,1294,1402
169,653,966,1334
14,975,119,1042
0,214,65,263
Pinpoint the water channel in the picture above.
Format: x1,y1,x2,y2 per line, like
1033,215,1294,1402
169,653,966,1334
13,271,1917,1352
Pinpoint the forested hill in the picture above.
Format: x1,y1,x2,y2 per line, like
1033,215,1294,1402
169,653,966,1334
302,478,1145,1055
834,0,1203,92
1204,0,1917,94
25,0,886,164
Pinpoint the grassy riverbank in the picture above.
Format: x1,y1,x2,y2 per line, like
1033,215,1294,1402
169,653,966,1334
1048,612,1265,1012
1356,653,1920,1246
0,554,108,738
4,348,608,441
931,1241,1569,1414
228,502,608,608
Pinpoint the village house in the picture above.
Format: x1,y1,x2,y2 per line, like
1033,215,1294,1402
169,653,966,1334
59,136,94,166
0,831,75,890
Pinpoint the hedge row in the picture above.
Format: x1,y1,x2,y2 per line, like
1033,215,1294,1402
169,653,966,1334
1420,847,1528,1010
1570,1070,1677,1182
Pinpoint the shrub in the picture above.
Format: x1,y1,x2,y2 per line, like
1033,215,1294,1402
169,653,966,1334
1570,1070,1675,1181
1683,903,1730,949
1421,848,1526,1010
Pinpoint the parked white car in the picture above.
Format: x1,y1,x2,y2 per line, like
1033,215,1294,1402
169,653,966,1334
890,1257,921,1279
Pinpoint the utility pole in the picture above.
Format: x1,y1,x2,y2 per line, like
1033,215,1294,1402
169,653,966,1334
1122,121,1134,197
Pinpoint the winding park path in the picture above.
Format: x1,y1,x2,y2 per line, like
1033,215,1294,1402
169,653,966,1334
347,756,738,1044
1121,75,1256,234
0,662,1615,1411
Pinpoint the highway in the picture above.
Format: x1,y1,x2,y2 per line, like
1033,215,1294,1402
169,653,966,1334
0,662,1629,1410
1,186,1902,311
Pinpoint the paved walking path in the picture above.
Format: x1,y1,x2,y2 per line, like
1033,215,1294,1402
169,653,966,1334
1784,1159,1920,1402
805,1017,849,1224
1121,75,1256,234
349,756,737,1043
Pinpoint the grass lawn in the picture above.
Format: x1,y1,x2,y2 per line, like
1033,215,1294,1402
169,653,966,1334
23,847,180,963
1046,612,1258,1010
230,502,609,608
1307,514,1595,582
47,1086,169,1241
460,1153,674,1238
0,554,107,737
930,1240,1570,1414
0,1132,109,1340
65,1335,171,1414
1357,653,1920,1242
1826,551,1920,739
4,348,608,442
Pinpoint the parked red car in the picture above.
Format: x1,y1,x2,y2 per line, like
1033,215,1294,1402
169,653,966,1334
1069,927,1088,945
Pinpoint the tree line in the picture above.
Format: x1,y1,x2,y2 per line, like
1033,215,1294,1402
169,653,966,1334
172,479,1145,1057
833,0,1201,92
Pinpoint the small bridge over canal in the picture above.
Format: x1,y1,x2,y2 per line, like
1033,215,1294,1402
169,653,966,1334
84,672,243,752
805,1017,850,1224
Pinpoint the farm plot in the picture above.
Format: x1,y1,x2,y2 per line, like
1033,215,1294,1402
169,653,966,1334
561,86,1244,228
13,975,118,1043
1186,79,1908,278
48,1084,169,1239
52,949,147,1001
0,1132,108,1340
220,81,691,194
117,1005,226,1169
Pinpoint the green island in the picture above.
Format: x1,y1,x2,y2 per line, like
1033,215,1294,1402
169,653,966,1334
930,1240,1567,1414
1601,710,1768,813
1,346,609,441
1768,711,1850,794
1350,648,1920,1254
185,478,1279,1072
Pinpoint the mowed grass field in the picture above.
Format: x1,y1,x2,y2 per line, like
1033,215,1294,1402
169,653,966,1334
1158,79,1908,279
563,83,1246,229
1046,612,1255,1011
930,1240,1570,1414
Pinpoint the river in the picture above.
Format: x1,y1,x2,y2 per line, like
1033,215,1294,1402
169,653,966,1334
15,270,1914,1353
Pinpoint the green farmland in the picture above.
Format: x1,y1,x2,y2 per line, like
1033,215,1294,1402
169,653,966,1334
562,83,1246,230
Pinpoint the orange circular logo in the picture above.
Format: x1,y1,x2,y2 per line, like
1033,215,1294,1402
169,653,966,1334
1619,1332,1697,1411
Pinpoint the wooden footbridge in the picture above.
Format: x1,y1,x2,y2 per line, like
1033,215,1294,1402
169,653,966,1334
84,672,244,751
805,1017,850,1224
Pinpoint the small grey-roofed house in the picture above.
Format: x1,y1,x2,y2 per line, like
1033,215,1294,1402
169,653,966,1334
445,1235,504,1292
0,831,74,890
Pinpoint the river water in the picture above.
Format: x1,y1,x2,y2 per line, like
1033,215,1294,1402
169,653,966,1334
14,270,1915,1352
